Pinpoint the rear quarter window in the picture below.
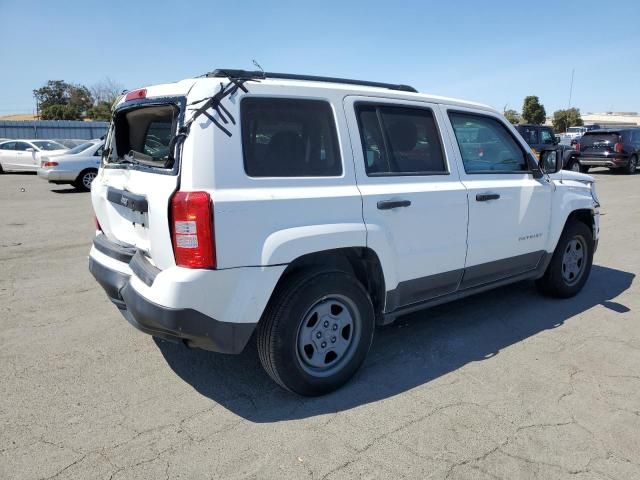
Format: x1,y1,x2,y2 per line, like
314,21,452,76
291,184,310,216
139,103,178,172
241,98,342,177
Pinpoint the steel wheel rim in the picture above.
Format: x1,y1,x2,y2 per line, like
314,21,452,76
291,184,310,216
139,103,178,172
83,171,96,189
631,157,637,173
570,162,580,172
296,294,361,378
561,235,587,286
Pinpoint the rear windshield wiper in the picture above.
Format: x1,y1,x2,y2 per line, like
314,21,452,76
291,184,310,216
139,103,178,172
167,75,259,165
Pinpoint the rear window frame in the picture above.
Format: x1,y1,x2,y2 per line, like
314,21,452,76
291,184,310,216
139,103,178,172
102,96,186,176
240,96,343,179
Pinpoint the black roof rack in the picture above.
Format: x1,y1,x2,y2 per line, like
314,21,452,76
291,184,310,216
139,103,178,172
206,69,418,93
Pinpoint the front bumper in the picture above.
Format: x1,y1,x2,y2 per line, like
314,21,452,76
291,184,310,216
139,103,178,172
89,256,257,353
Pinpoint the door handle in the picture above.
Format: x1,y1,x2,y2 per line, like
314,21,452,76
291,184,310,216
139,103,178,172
377,199,412,210
476,193,500,202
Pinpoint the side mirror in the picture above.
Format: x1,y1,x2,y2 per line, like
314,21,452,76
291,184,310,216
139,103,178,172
553,136,560,145
540,148,562,174
26,148,35,152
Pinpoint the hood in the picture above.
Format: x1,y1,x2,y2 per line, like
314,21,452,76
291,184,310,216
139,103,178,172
556,169,594,184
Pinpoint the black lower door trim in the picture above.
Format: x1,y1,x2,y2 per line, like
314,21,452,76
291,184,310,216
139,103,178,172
381,250,551,325
385,269,462,313
460,250,545,289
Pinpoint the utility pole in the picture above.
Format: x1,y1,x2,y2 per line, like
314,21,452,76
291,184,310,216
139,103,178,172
568,68,575,108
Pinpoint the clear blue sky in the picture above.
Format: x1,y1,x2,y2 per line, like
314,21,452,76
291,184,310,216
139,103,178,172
1,0,639,116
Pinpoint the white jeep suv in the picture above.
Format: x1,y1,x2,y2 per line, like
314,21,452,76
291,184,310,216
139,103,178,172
89,70,600,396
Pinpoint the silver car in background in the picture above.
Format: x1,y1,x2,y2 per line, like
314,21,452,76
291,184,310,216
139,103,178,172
37,140,104,191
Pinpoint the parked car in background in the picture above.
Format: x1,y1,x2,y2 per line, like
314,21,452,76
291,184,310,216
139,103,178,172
516,124,579,170
0,139,68,172
38,140,103,191
575,129,640,174
88,70,600,395
56,139,94,149
563,124,601,146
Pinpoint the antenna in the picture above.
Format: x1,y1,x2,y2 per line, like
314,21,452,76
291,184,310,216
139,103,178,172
568,68,575,108
252,59,265,75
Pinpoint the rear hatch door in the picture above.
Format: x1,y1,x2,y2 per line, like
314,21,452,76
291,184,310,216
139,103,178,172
579,131,620,156
91,91,188,269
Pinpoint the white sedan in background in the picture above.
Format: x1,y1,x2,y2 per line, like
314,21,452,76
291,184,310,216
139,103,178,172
38,141,104,191
0,139,68,172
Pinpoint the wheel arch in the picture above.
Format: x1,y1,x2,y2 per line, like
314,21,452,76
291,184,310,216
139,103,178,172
264,247,387,324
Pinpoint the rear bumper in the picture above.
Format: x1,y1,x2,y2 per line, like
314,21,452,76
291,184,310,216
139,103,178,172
37,168,76,183
89,255,256,353
578,155,629,168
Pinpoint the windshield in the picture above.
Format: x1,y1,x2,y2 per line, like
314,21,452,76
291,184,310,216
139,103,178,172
32,140,67,151
106,104,177,168
66,142,96,154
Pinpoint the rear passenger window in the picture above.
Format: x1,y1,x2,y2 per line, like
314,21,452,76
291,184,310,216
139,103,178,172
241,98,341,177
520,126,538,145
449,112,528,173
356,104,446,175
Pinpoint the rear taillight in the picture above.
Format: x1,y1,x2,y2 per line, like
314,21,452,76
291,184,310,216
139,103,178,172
614,142,624,153
575,143,581,152
41,160,58,167
170,191,216,269
125,88,147,102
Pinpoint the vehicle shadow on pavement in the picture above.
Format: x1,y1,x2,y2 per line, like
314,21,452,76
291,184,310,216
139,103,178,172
155,264,634,422
51,188,85,194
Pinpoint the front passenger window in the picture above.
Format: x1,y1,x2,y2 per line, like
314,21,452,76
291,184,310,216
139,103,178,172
449,112,528,173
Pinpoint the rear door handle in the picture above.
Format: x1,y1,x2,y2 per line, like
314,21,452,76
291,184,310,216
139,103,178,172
476,193,500,202
377,199,412,210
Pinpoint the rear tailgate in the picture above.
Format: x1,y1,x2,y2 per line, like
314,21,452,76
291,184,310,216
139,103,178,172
91,86,191,270
579,132,620,156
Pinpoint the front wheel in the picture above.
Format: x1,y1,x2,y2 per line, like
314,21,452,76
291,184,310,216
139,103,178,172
536,221,594,298
257,268,375,396
579,164,590,174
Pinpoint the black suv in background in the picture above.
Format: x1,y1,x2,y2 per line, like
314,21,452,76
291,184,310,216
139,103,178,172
575,129,640,174
515,124,580,171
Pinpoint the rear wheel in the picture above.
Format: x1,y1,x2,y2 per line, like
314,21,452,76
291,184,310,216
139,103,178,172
625,155,637,175
536,221,593,298
74,169,97,192
257,268,375,396
579,164,590,174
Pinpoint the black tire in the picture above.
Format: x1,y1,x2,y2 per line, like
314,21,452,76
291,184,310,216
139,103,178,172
579,164,590,174
0,162,4,174
536,221,594,298
74,169,98,192
257,268,375,396
566,158,581,172
625,155,637,175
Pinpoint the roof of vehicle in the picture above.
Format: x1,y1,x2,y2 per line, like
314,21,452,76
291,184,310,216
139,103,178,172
582,129,634,134
516,124,553,128
129,70,498,114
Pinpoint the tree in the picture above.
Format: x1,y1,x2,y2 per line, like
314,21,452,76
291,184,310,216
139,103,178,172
41,104,81,120
33,80,94,120
521,96,546,124
503,109,521,124
90,77,124,106
87,102,112,121
552,108,584,133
